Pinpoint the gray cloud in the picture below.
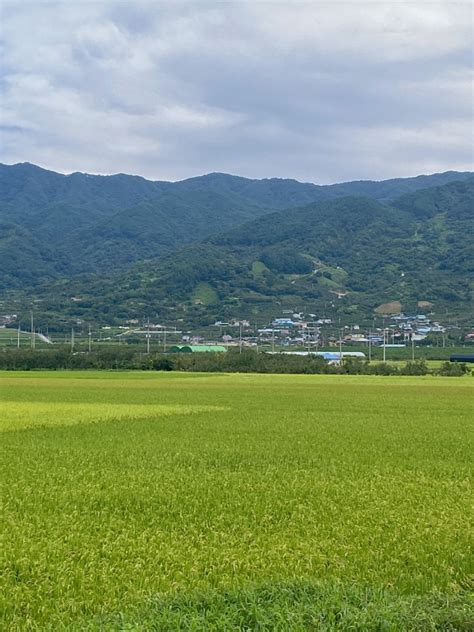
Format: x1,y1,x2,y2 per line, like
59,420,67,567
1,1,472,182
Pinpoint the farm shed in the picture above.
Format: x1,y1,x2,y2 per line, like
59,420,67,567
170,345,228,353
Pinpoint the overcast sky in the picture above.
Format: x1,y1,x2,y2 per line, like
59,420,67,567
1,1,472,183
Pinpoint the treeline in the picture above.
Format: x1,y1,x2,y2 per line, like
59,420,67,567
0,348,470,376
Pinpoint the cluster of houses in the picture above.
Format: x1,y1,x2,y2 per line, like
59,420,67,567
1,308,472,352
215,312,458,349
0,313,17,327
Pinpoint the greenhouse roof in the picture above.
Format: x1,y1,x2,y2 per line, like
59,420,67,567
170,345,228,353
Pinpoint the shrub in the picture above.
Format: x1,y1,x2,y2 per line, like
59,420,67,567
152,357,174,371
400,360,428,376
436,361,469,376
342,358,369,374
368,362,400,376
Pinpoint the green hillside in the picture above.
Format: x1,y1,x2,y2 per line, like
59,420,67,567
1,163,472,287
10,178,472,328
135,181,473,323
0,221,69,288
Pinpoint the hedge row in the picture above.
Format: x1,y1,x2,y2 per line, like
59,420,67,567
0,348,470,376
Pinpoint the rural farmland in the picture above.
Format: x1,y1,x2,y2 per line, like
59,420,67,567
1,371,473,630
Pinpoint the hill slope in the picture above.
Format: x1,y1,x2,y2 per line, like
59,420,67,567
15,178,473,327
1,163,472,287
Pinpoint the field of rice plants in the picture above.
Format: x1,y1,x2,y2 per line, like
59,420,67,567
1,371,473,630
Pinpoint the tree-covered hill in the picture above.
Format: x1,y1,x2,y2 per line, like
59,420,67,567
130,180,473,323
0,221,68,288
12,178,473,327
1,162,472,287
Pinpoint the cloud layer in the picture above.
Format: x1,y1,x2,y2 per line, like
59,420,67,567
1,1,472,182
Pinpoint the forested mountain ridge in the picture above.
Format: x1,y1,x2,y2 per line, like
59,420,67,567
12,178,473,327
3,162,471,218
128,179,473,323
1,162,472,288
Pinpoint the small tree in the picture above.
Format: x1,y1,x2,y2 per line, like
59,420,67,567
436,361,469,376
368,362,399,376
343,358,369,374
400,360,428,376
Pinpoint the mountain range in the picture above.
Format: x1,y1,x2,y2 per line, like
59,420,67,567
0,163,472,327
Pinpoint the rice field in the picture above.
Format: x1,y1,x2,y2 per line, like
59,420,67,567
1,371,473,630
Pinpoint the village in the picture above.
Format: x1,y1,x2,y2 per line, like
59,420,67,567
2,309,471,359
157,311,467,352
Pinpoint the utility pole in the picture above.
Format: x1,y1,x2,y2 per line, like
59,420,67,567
339,328,343,363
146,319,150,354
239,322,242,353
17,324,21,349
272,328,275,353
30,311,35,350
71,327,75,353
163,328,167,353
411,336,415,361
382,319,386,362
368,329,372,363
88,326,92,353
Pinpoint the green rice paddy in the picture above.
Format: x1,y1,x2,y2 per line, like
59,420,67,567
1,371,473,630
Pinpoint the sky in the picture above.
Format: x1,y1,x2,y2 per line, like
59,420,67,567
1,0,473,183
